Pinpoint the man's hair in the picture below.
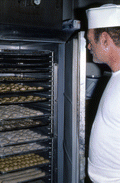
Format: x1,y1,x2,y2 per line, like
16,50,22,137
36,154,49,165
94,27,120,47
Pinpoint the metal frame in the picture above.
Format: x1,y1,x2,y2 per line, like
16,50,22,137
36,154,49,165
57,43,65,183
72,37,79,183
78,31,86,182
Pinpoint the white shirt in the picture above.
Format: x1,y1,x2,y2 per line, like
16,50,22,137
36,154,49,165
88,70,120,183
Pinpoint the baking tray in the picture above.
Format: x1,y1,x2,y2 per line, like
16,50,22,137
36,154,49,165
0,60,51,67
0,117,50,132
0,68,51,73
0,95,48,105
0,104,48,121
0,113,50,122
0,129,50,147
20,179,46,183
0,153,50,174
0,168,46,183
0,143,49,157
0,83,49,94
0,50,51,56
0,76,51,82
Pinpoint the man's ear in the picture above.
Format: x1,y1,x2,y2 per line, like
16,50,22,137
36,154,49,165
100,32,110,48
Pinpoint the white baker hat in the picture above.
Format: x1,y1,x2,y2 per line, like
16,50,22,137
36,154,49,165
86,4,120,29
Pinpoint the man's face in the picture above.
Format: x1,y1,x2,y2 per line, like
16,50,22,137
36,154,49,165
87,29,104,64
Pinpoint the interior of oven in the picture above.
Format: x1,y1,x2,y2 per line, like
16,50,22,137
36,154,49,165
0,41,60,183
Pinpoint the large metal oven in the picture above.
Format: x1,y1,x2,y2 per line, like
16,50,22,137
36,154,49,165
0,31,86,183
0,40,65,183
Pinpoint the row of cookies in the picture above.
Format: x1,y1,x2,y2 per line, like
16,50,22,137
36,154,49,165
0,153,50,173
0,105,44,120
0,95,46,104
0,83,44,93
0,143,46,156
0,119,43,131
0,128,48,146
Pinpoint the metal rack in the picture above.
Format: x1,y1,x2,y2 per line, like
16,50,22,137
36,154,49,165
0,50,55,183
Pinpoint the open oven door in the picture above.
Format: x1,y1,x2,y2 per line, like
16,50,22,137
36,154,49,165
64,31,86,183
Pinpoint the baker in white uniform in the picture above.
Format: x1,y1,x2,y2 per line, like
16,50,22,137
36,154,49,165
86,4,120,183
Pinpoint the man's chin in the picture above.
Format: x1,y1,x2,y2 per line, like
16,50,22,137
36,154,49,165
93,58,103,64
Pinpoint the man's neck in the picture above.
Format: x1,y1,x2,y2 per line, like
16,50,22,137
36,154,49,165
108,46,120,72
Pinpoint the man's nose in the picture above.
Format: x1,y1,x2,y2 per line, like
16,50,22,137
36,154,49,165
87,43,91,50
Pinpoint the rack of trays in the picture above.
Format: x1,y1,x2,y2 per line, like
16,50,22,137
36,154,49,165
0,50,55,183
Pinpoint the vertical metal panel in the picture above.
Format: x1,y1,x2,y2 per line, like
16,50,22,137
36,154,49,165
78,31,86,182
64,39,73,183
64,35,86,183
52,61,58,183
57,43,65,183
72,37,79,183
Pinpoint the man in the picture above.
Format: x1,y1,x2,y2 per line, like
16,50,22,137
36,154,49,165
86,4,120,183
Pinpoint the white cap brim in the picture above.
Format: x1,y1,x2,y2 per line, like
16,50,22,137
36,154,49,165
86,4,120,29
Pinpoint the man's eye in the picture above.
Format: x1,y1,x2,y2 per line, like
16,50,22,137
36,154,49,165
87,40,91,44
